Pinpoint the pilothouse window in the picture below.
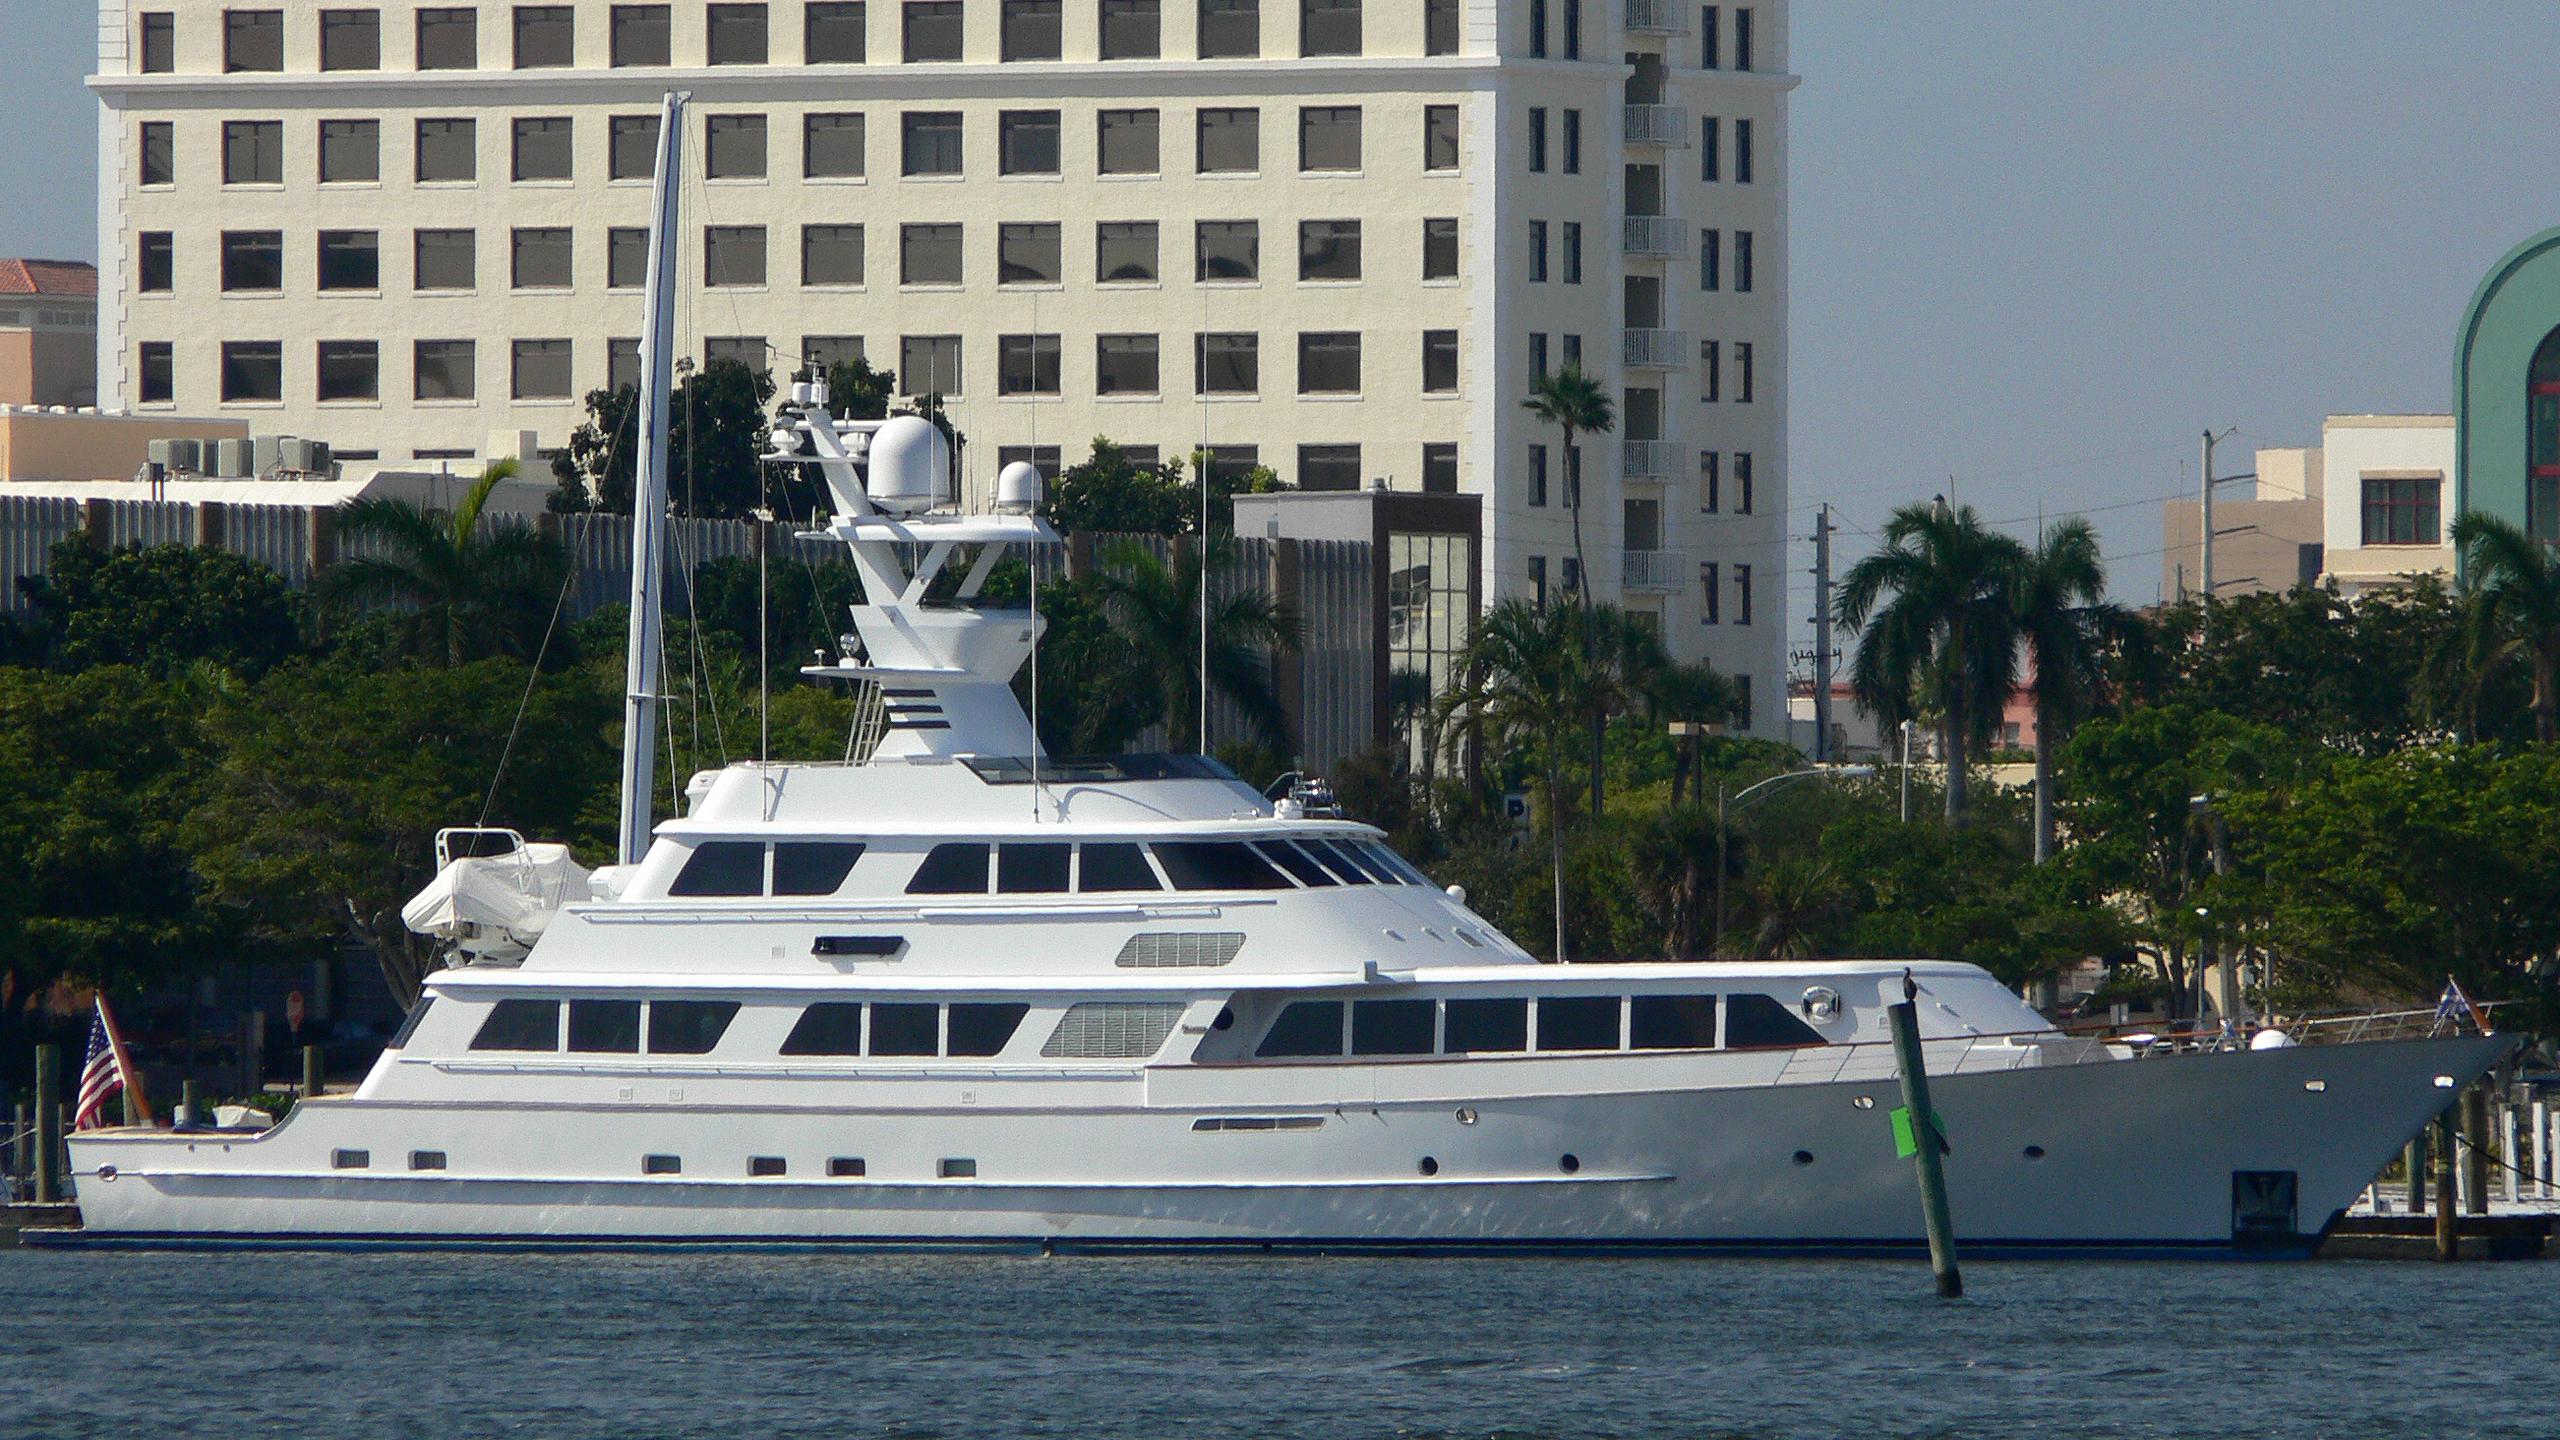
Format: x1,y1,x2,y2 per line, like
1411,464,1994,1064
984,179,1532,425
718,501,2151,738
869,1002,940,1055
1352,999,1434,1056
670,841,764,897
1077,842,1163,892
997,843,1071,894
907,843,992,895
774,842,864,896
1155,841,1293,891
1726,993,1829,1049
1536,996,1622,1052
568,999,642,1053
1630,995,1717,1050
649,1000,741,1055
470,998,561,1051
1257,1000,1347,1057
1254,840,1337,887
1443,997,1528,1053
947,1002,1031,1056
782,1002,865,1055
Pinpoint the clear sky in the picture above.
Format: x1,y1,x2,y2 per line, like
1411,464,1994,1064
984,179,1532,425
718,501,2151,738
4,2,2557,624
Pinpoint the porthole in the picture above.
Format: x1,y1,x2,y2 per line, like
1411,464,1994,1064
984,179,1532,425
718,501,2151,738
1800,986,1843,1023
2023,1145,2047,1162
1212,1008,1236,1031
97,1165,118,1182
1851,1095,1876,1111
1418,1156,1440,1177
1454,1107,1478,1125
1792,1150,1815,1167
1559,1153,1581,1174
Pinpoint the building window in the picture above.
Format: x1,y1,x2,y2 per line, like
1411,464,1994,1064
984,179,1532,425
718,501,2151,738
222,121,282,185
1300,106,1362,172
997,446,1063,480
1529,444,1548,507
804,113,865,177
138,341,174,403
607,228,649,288
225,9,283,71
999,223,1063,285
318,119,379,183
1735,230,1754,292
1423,0,1458,53
2531,329,2560,542
1561,222,1582,284
1196,332,1258,393
1734,451,1753,512
1736,118,1753,182
1200,0,1259,57
609,115,661,180
513,5,574,67
611,3,669,63
220,231,283,292
1734,564,1753,624
1298,332,1361,394
1529,220,1548,282
139,122,174,186
1699,561,1719,623
1563,444,1581,508
1198,108,1259,173
512,117,573,181
1097,221,1159,282
1528,553,1547,603
1701,4,1718,67
1299,444,1361,490
512,338,572,399
1701,116,1721,181
1000,111,1062,175
1700,228,1721,291
414,229,475,289
1562,333,1581,367
1529,332,1549,379
316,340,379,402
1096,334,1160,394
706,114,768,178
704,225,768,287
1001,0,1061,59
414,339,476,399
1301,0,1359,56
140,12,175,72
511,227,573,289
1736,342,1754,403
1299,220,1361,282
705,336,768,371
321,9,382,69
1700,340,1720,401
806,1,866,61
2360,476,2441,546
416,118,475,182
900,223,963,285
1561,108,1581,173
900,334,962,395
801,335,862,374
220,341,283,402
1699,450,1719,512
998,334,1062,395
1736,6,1753,69
1103,0,1161,58
1561,0,1580,57
415,7,477,67
1423,443,1458,492
1527,107,1547,172
1195,220,1259,281
902,112,962,175
317,230,379,290
802,224,864,287
905,1,963,60
707,2,769,63
1423,218,1458,281
137,232,174,293
1422,331,1458,393
1424,106,1460,171
1099,110,1160,175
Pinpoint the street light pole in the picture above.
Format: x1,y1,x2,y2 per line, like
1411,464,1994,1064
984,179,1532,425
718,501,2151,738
1899,719,1915,824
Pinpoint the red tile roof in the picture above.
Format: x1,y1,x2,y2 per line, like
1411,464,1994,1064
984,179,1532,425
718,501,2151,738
0,259,99,297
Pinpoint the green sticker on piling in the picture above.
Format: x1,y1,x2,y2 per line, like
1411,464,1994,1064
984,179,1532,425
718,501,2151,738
1891,1106,1918,1159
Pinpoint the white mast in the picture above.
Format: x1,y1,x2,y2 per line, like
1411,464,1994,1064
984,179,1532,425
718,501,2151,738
617,91,690,866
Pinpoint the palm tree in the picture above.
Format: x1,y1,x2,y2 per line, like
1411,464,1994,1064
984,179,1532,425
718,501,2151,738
1572,602,1671,820
2450,513,2560,742
318,459,570,666
1434,598,1587,961
1750,857,1848,959
2013,518,2139,862
1647,659,1739,806
1835,500,2027,819
1386,666,1434,778
1522,365,1615,604
1095,537,1299,752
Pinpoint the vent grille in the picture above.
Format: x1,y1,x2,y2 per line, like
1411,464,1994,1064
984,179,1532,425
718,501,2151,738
1114,932,1246,969
1041,1002,1188,1059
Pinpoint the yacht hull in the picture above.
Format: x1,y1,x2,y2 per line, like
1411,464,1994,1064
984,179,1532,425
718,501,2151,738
62,1035,2504,1256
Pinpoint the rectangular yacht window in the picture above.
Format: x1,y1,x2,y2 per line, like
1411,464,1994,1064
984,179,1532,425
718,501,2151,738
907,842,991,894
1630,995,1718,1051
568,999,643,1053
1302,839,1375,885
1443,997,1528,1054
1252,840,1337,887
1326,840,1396,884
1725,993,1830,1050
781,1002,865,1055
649,1000,741,1055
1351,1000,1434,1056
1257,1000,1347,1057
1154,841,1294,891
997,843,1071,894
470,998,561,1051
774,841,863,895
1077,842,1163,892
1360,841,1430,886
870,1002,939,1055
1536,996,1622,1052
946,1002,1032,1057
670,840,764,896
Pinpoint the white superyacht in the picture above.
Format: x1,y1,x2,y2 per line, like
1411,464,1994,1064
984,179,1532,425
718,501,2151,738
65,98,2507,1256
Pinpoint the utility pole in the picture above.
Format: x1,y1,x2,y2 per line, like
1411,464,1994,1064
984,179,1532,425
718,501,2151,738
2199,430,2216,610
1810,505,1835,765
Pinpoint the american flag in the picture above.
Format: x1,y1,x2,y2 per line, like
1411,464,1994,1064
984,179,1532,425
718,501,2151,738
74,998,150,1130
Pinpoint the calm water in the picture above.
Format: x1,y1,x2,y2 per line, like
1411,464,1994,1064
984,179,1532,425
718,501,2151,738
3,1250,2551,1439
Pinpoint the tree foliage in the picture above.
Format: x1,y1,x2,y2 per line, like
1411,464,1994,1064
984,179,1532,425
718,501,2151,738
317,460,573,667
550,357,784,518
16,538,302,678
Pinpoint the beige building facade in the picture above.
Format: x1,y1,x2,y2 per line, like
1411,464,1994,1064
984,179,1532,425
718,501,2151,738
0,259,102,409
93,0,1793,727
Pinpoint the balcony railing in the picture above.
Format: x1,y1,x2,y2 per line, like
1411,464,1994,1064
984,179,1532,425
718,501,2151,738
1625,0,1691,36
1622,549,1684,593
1624,439,1678,480
1622,328,1689,370
1623,215,1684,258
1623,103,1689,147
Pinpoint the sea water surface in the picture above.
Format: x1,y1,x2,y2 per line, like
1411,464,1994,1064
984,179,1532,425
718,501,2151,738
3,1250,2550,1439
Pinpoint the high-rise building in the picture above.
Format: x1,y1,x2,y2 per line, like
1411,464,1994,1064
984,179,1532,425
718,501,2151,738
94,0,1791,725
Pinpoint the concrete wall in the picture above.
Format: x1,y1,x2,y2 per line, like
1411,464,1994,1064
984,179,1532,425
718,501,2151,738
0,406,247,482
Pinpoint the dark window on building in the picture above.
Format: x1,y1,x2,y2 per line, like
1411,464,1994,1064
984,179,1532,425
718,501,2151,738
1300,105,1361,172
225,9,283,70
220,231,283,291
513,117,573,180
1699,450,1720,512
414,228,475,290
1733,563,1753,624
1735,117,1753,182
805,113,865,176
806,1,866,60
1090,334,1158,395
948,1003,1031,1056
1197,108,1259,173
2361,476,2441,546
1199,0,1259,57
800,335,862,374
1297,444,1360,491
1725,993,1826,1049
1196,332,1258,392
138,342,174,403
1561,221,1581,283
140,12,175,72
1735,5,1753,68
140,122,174,186
903,111,962,175
1098,109,1160,174
1097,222,1158,282
1257,1000,1346,1057
1561,107,1581,173
774,841,864,895
416,118,475,181
670,840,765,896
1444,997,1527,1053
1423,443,1459,492
567,998,642,1052
1528,107,1547,172
1297,331,1360,394
1734,451,1753,512
1425,0,1458,53
1001,0,1061,59
223,120,282,184
611,3,669,63
1701,4,1719,66
900,223,962,285
782,1003,865,1055
317,230,378,290
332,1148,371,1169
870,1002,938,1055
1195,220,1258,281
650,1000,741,1054
1735,230,1754,292
999,111,1061,174
1736,341,1755,403
1529,221,1548,282
1352,999,1433,1056
905,0,962,59
322,9,382,69
1528,443,1548,506
1630,995,1717,1050
512,339,571,398
901,335,962,394
1298,219,1360,281
707,113,767,178
1422,331,1458,393
801,223,864,286
908,842,991,894
1537,995,1619,1051
1701,339,1719,402
1300,0,1358,56
1701,115,1720,180
513,5,575,66
1078,842,1163,891
1424,105,1459,171
705,225,767,286
512,226,573,288
470,998,560,1051
1423,218,1458,280
138,233,174,293
316,341,378,401
609,115,660,180
1561,0,1580,57
315,119,378,183
707,2,769,62
1102,0,1161,58
413,339,476,399
416,7,477,67
1701,228,1721,291
997,842,1071,893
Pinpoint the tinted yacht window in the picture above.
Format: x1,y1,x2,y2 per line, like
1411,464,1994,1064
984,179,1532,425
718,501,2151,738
1078,842,1163,892
1154,842,1293,891
1253,840,1337,887
1360,841,1431,886
1257,1000,1346,1057
1443,997,1527,1053
669,840,764,896
470,998,560,1051
870,1002,940,1055
1536,996,1620,1051
947,1002,1031,1056
1725,993,1829,1049
1351,1000,1433,1055
907,843,991,894
1293,838,1368,885
568,999,642,1052
997,843,1071,894
1630,995,1717,1050
781,1002,865,1055
649,1000,741,1054
774,841,864,895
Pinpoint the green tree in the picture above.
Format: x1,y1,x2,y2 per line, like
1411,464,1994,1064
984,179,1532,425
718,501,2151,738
2450,512,2560,742
689,551,864,685
1647,658,1742,806
1836,501,2027,818
550,357,783,518
818,355,898,421
16,538,302,678
2013,518,2138,862
1043,438,1196,535
1521,364,1615,602
318,460,573,667
2136,580,2480,753
1434,598,1589,960
1095,538,1299,752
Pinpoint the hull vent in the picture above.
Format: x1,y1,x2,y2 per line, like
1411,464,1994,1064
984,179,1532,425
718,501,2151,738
1041,1002,1188,1059
1114,932,1246,969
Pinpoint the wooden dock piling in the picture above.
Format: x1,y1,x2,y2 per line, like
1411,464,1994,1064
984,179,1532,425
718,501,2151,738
2434,1109,2459,1262
33,1046,60,1205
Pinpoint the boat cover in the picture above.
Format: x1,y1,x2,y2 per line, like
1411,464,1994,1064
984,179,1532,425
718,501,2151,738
401,844,592,960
